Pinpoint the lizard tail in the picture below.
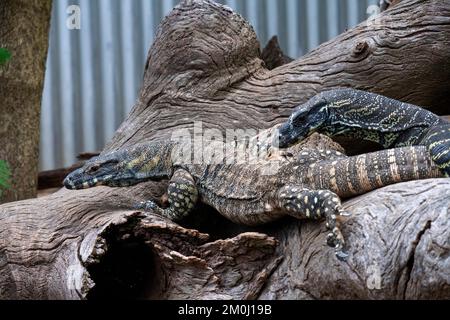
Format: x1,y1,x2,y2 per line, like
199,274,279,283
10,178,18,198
305,146,444,198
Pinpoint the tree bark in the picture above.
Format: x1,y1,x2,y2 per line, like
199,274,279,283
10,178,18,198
1,0,450,299
0,0,53,203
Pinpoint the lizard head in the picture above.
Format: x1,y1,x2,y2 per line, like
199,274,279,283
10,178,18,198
276,96,330,148
64,142,174,190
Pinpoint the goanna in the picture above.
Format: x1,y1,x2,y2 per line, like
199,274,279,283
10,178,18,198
64,126,444,261
277,88,450,177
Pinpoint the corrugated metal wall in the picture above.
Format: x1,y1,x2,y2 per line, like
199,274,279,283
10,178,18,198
40,0,379,170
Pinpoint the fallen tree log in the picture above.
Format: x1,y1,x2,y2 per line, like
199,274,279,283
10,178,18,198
1,0,450,299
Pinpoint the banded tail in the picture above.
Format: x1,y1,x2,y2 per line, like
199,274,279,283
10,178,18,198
304,146,443,198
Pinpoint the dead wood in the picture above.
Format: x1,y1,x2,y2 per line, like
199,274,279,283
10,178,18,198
1,0,449,299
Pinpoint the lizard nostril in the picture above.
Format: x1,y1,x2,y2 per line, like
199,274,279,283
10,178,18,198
63,176,73,188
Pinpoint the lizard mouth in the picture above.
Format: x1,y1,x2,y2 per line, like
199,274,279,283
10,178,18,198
64,173,141,190
63,176,106,190
63,167,113,190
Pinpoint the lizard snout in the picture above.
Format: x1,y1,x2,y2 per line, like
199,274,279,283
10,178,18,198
63,174,77,190
63,175,76,190
63,167,88,190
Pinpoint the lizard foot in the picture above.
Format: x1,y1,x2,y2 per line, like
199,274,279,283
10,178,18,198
277,186,350,261
134,200,165,215
134,198,190,222
326,229,348,261
324,200,349,261
338,210,352,217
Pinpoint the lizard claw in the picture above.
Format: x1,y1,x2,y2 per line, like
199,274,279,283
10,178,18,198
134,200,158,211
133,201,170,221
339,210,352,217
327,233,348,261
327,230,348,261
335,250,349,261
133,202,144,210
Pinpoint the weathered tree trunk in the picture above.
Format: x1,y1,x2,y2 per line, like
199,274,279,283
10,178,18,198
261,36,294,70
0,0,53,203
1,0,449,300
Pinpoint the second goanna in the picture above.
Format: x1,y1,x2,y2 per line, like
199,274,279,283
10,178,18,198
277,88,450,176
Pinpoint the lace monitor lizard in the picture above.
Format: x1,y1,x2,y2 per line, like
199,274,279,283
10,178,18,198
277,88,450,177
64,124,444,261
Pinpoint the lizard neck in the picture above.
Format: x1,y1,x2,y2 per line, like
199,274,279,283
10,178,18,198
128,142,176,180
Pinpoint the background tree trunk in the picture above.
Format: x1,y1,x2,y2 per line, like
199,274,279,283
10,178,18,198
0,0,53,203
0,0,449,299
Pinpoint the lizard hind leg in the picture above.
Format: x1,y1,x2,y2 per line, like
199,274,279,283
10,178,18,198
277,186,350,261
135,169,198,221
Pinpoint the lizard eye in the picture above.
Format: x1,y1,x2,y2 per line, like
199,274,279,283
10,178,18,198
89,165,100,173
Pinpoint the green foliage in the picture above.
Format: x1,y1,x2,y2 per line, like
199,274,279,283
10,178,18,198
0,48,11,65
0,160,11,196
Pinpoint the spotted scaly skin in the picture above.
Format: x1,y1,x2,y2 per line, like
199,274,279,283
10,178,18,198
64,127,444,261
277,88,450,176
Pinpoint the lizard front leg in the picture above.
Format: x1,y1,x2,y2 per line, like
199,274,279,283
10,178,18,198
135,169,198,221
276,186,351,261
